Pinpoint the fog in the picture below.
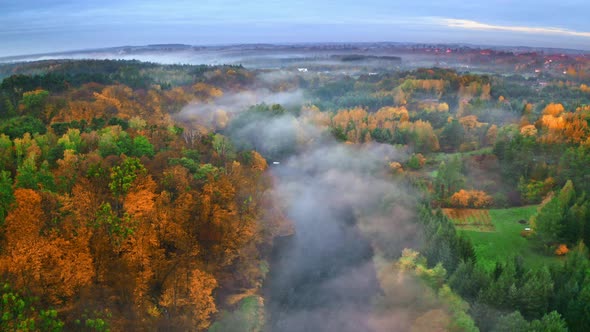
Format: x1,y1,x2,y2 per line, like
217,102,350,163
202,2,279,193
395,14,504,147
176,89,306,139
266,139,419,331
0,44,440,71
177,76,427,330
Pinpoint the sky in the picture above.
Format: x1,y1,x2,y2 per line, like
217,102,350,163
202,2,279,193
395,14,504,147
1,0,590,57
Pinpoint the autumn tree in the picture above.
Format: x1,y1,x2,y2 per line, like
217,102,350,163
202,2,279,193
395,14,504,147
0,189,94,305
109,157,146,212
449,190,493,208
159,269,218,330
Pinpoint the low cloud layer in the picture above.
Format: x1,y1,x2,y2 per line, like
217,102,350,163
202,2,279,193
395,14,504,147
179,82,425,330
266,130,420,331
177,89,305,130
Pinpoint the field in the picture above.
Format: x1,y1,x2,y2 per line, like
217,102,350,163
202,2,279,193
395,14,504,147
442,208,493,231
449,206,562,271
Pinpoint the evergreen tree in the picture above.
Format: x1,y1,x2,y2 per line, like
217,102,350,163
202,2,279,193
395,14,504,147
517,267,553,319
492,311,529,332
535,197,565,245
450,261,477,299
530,311,568,332
535,180,576,245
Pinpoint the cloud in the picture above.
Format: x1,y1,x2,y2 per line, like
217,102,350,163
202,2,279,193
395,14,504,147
439,18,590,38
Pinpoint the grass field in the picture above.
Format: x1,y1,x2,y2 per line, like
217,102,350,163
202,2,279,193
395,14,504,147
453,206,563,271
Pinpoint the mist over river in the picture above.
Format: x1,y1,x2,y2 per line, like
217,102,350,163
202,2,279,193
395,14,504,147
264,162,381,332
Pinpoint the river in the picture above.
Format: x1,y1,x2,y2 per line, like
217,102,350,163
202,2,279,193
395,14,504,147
264,162,381,332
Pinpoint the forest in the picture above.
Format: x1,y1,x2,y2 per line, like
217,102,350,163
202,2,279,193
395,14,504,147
0,56,590,331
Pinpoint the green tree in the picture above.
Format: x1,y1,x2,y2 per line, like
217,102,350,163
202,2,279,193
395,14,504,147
212,133,234,159
109,157,145,212
0,116,46,139
16,156,56,191
492,311,529,332
558,146,590,194
20,89,49,117
57,128,83,152
479,260,518,309
0,283,64,331
449,260,490,300
564,281,590,332
495,133,537,182
534,181,575,245
535,197,565,245
434,156,465,201
440,119,464,151
517,267,553,319
407,154,423,170
563,198,588,244
551,242,589,331
529,311,568,332
98,126,132,157
109,157,145,197
0,134,13,171
0,171,14,225
557,180,575,210
131,135,154,158
94,202,135,246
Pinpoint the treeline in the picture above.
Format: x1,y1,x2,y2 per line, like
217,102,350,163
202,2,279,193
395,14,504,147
0,60,252,119
416,202,590,331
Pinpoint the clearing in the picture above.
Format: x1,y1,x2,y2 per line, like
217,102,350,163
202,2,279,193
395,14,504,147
448,206,562,271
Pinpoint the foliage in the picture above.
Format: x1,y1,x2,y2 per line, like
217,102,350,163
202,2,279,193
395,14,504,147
518,177,555,204
208,296,264,332
533,180,576,245
419,205,475,274
130,135,155,157
0,64,274,331
407,153,426,170
109,157,146,198
493,310,567,332
74,309,111,332
449,190,493,208
0,116,46,139
434,156,465,201
0,283,64,331
398,249,478,331
20,89,49,116
3,56,590,332
0,171,14,225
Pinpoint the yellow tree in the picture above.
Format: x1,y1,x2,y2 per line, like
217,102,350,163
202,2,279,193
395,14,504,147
1,189,94,305
159,268,218,330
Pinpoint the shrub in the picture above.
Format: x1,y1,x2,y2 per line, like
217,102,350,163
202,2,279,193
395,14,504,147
555,244,569,256
450,189,493,208
407,153,426,170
